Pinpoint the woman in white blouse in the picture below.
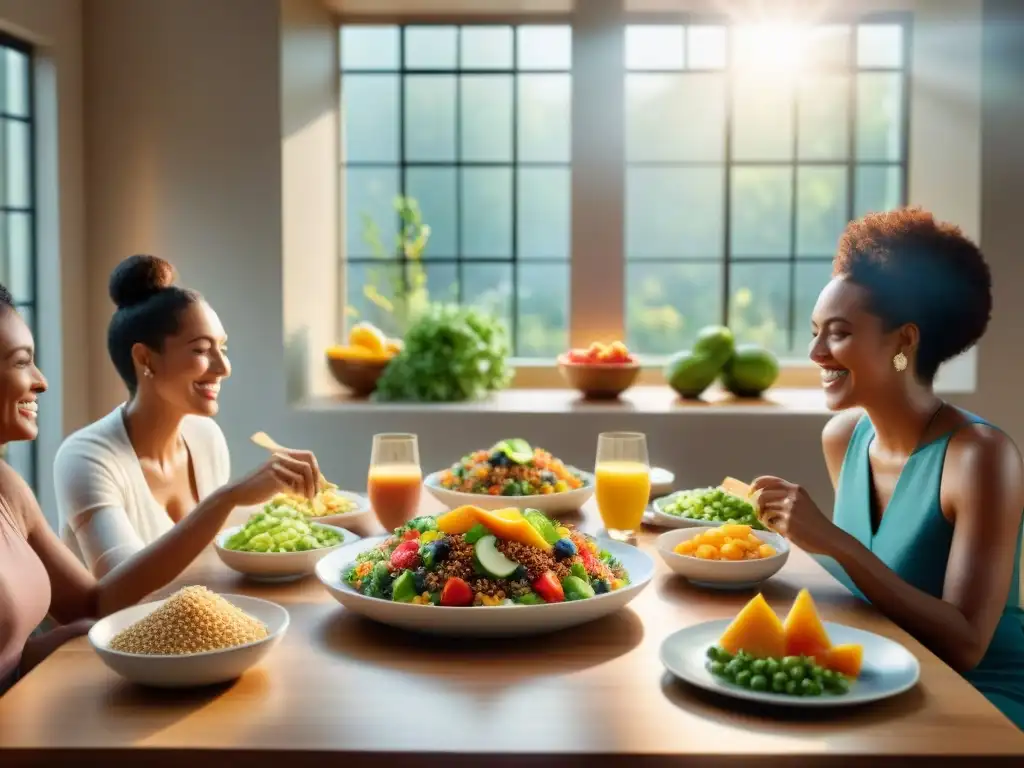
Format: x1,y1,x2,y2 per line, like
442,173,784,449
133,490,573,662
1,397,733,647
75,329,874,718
54,255,321,577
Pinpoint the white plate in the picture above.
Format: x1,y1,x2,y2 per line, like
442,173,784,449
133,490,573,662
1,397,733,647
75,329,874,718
651,492,761,530
655,528,789,589
315,535,654,637
423,469,595,514
661,619,920,708
215,523,359,582
649,467,675,499
302,490,374,529
89,594,289,688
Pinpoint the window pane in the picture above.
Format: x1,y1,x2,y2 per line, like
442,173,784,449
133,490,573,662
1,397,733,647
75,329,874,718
460,75,512,162
341,74,399,163
687,26,727,69
856,72,902,161
627,166,724,259
625,25,684,70
405,168,456,259
417,261,458,303
517,262,569,357
345,261,403,337
798,75,849,160
728,262,789,353
626,73,726,162
805,25,851,70
4,212,32,301
340,26,399,70
464,262,512,332
517,26,571,70
404,26,457,70
855,164,903,218
794,260,834,349
626,262,722,355
797,166,847,257
344,167,399,257
404,75,456,161
517,74,570,163
518,167,569,259
461,168,512,258
461,26,513,70
731,166,792,257
4,119,29,208
732,77,794,161
857,24,904,69
4,49,29,117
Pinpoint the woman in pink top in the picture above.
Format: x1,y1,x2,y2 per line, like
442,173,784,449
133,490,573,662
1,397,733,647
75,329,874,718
0,274,322,695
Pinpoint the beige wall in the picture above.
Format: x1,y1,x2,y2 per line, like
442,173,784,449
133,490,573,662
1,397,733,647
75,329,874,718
0,0,1015,521
0,0,86,521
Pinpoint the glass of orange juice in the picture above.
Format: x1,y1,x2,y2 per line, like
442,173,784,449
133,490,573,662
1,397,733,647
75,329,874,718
595,431,651,542
367,433,422,532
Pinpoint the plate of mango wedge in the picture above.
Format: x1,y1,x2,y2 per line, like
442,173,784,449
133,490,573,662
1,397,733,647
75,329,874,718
660,589,920,707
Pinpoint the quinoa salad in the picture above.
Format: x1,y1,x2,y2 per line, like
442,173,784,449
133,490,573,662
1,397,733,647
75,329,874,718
343,506,630,607
436,438,587,497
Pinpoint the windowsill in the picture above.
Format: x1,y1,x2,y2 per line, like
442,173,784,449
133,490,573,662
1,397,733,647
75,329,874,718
299,384,830,414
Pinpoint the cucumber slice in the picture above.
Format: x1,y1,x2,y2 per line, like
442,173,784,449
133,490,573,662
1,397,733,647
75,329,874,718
474,535,519,578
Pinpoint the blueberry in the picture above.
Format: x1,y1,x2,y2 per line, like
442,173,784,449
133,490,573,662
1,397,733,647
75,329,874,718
489,451,508,466
593,579,610,594
412,568,427,593
553,538,578,559
431,538,451,561
512,565,529,582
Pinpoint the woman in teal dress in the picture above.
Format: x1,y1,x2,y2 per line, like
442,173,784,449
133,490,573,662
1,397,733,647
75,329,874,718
750,208,1024,729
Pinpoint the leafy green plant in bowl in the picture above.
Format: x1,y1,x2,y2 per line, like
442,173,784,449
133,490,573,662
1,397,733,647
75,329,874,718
373,303,513,402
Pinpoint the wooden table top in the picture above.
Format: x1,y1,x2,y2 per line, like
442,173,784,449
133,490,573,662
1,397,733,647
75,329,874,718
1,498,1022,767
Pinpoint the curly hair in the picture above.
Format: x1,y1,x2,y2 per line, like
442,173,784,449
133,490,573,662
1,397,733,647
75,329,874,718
833,208,991,383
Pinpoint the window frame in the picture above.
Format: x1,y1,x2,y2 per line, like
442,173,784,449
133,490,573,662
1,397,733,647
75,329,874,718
0,30,38,488
335,7,912,386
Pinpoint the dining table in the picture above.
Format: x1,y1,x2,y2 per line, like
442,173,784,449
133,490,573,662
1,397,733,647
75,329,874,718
1,495,1022,767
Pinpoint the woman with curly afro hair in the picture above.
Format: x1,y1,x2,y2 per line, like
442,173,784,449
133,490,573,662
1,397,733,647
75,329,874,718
750,208,1024,728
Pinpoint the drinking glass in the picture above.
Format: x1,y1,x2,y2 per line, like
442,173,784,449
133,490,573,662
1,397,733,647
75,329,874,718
594,432,651,542
367,433,422,532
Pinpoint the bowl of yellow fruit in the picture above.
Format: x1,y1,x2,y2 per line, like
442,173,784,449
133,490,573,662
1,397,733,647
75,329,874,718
326,322,402,397
656,524,789,590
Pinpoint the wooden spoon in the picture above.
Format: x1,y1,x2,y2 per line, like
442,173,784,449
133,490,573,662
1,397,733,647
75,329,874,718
250,431,327,486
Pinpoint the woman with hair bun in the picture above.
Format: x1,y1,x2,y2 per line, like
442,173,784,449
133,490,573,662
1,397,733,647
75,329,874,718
749,209,1024,728
53,255,323,577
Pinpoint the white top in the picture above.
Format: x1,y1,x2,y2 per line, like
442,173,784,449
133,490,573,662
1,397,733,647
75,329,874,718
53,406,231,577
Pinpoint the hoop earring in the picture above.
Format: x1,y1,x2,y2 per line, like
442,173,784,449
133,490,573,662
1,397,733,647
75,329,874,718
893,352,908,372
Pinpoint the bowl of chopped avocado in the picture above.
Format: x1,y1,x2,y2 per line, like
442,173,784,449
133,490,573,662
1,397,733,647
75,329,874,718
215,505,359,582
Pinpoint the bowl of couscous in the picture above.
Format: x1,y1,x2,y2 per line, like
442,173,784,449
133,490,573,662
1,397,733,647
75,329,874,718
88,586,289,687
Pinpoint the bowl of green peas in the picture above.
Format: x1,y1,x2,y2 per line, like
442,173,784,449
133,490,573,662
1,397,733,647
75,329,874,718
652,486,767,530
215,505,359,582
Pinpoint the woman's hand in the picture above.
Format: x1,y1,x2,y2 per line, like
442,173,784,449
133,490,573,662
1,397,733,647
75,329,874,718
749,475,846,555
226,449,322,507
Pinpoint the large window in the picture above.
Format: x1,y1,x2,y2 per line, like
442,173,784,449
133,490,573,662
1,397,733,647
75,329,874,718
338,16,908,364
0,34,36,488
339,24,573,357
625,20,908,355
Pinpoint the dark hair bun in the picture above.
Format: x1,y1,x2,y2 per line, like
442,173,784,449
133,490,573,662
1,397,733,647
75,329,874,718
108,254,176,309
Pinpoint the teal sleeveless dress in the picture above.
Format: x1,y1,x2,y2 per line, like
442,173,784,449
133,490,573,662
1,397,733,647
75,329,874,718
822,410,1024,729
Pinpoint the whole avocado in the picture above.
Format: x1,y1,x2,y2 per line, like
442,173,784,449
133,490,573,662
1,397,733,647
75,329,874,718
664,350,723,400
721,344,780,397
692,325,735,367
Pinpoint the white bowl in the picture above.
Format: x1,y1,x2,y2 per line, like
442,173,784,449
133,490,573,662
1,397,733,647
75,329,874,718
88,593,289,688
656,527,790,589
651,492,761,530
315,535,654,637
423,469,595,514
215,523,359,582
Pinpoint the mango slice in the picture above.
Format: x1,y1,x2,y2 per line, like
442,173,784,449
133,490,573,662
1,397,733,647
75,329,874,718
435,505,484,535
718,593,786,659
783,588,832,660
475,508,552,551
824,643,863,677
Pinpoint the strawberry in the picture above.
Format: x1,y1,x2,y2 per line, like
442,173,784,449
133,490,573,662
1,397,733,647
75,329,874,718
440,577,473,607
533,571,565,603
390,540,421,570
